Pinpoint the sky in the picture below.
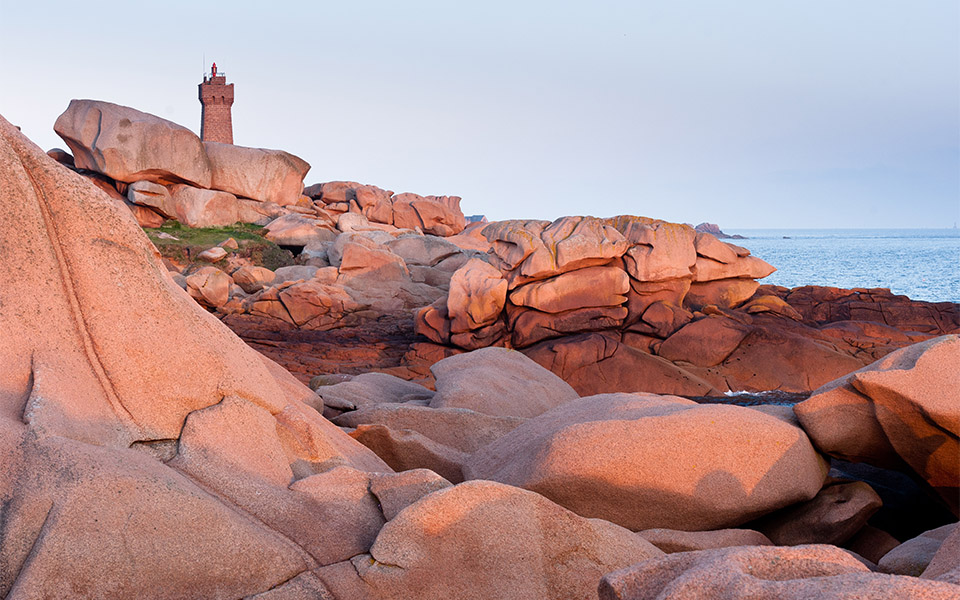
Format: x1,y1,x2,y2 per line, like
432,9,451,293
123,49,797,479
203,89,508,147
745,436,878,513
1,1,957,228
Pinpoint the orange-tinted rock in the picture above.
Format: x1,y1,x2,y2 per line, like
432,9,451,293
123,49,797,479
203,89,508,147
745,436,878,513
796,336,960,514
429,347,579,418
54,99,212,187
466,394,827,531
684,278,760,310
353,480,663,600
385,234,461,267
524,333,719,397
692,254,775,282
337,241,409,282
632,300,692,339
482,219,551,271
1,433,308,599
742,293,804,320
127,179,174,217
168,184,240,228
185,266,232,308
509,265,629,313
445,222,493,252
484,217,629,287
599,544,960,600
265,213,337,247
0,115,390,596
204,141,309,207
277,280,363,328
619,220,697,281
392,193,466,236
198,246,228,262
511,305,628,347
638,528,773,553
658,316,750,367
233,265,277,293
446,258,507,333
693,231,740,263
624,276,692,324
713,315,867,393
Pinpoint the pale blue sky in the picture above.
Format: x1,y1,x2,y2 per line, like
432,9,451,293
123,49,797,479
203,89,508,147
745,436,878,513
1,1,957,227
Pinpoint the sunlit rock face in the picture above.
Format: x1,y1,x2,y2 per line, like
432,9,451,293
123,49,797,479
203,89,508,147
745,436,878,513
0,114,396,598
795,335,960,516
465,393,828,531
413,215,958,397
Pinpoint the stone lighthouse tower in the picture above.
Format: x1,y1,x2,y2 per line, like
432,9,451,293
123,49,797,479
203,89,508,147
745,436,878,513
198,62,234,144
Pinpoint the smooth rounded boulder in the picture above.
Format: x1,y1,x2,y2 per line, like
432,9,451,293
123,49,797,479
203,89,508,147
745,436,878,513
54,99,212,187
350,480,664,600
466,393,828,531
429,347,580,418
204,141,310,207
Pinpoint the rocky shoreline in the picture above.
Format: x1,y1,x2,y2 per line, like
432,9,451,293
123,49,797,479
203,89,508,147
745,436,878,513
0,104,957,599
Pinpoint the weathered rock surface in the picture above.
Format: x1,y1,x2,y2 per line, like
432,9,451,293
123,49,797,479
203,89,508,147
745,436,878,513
466,393,827,531
429,347,579,418
795,335,960,515
351,480,664,600
599,544,960,600
204,141,310,206
0,114,393,598
54,99,213,187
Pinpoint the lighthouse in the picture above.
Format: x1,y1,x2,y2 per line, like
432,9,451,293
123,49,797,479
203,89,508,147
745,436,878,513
198,62,234,144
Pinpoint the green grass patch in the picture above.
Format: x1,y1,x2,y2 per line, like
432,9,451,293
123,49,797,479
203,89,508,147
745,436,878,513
144,221,295,271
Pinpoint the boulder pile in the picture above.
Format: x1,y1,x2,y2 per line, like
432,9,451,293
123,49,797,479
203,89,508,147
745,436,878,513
413,217,959,396
1,113,958,598
50,100,468,241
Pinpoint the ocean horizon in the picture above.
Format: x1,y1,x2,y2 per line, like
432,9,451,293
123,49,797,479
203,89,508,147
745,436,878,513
721,228,959,304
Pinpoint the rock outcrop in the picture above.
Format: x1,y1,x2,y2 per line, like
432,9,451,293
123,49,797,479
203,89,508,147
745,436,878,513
53,99,314,229
795,335,960,515
0,114,404,597
409,217,958,397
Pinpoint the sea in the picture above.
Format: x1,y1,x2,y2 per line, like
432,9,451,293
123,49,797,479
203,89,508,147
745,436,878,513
722,228,960,304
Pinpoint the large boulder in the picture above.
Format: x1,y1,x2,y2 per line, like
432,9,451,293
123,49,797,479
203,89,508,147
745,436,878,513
54,99,212,187
0,115,390,597
168,184,240,228
391,193,466,237
446,258,508,333
429,347,580,418
795,335,960,515
599,544,960,600
466,393,828,531
204,141,310,207
349,480,664,600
